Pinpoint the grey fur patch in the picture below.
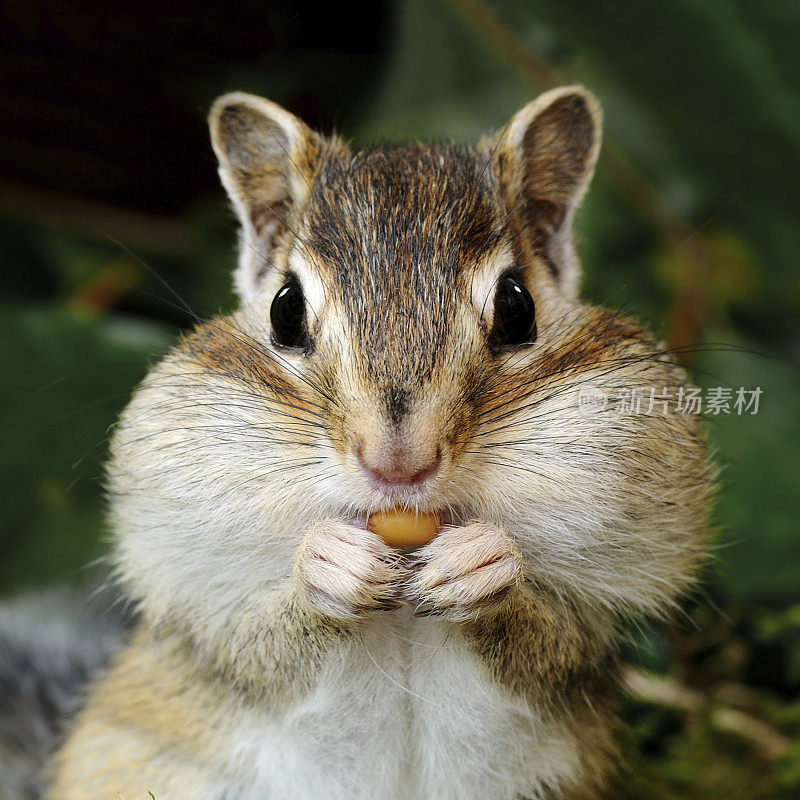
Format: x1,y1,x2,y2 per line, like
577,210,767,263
0,589,129,800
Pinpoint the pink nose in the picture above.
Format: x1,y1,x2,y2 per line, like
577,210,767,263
356,445,441,488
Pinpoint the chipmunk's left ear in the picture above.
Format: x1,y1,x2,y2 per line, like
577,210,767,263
496,86,601,296
209,92,321,303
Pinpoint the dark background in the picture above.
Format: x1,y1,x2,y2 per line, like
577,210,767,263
1,1,799,797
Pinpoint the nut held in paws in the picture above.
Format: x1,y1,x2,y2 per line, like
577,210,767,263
367,509,440,547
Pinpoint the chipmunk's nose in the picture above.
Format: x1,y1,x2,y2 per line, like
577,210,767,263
355,442,441,488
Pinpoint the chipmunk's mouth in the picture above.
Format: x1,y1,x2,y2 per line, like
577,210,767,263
347,457,469,528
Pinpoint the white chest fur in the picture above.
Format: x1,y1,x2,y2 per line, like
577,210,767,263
222,610,579,800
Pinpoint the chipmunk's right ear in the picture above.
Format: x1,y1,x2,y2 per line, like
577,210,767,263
209,92,320,303
495,86,601,297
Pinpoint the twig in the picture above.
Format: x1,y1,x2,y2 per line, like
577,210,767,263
623,667,791,761
0,179,194,257
445,0,715,356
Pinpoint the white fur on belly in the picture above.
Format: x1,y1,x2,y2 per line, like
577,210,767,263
224,610,579,800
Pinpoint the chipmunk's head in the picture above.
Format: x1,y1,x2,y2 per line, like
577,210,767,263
204,88,602,512
108,88,709,625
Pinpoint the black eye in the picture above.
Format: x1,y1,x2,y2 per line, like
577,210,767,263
270,276,309,351
490,275,536,348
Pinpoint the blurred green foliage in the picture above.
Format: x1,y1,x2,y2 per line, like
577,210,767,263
1,1,799,796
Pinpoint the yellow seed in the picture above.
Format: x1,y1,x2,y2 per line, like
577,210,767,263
367,509,441,547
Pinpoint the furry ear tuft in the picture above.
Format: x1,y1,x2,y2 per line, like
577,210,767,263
209,92,320,303
498,86,601,297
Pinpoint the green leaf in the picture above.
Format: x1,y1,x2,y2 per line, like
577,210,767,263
0,305,174,594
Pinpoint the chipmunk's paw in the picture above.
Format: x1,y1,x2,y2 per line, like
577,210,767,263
296,520,402,621
406,523,522,622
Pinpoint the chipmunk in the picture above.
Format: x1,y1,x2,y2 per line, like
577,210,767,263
36,86,711,800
